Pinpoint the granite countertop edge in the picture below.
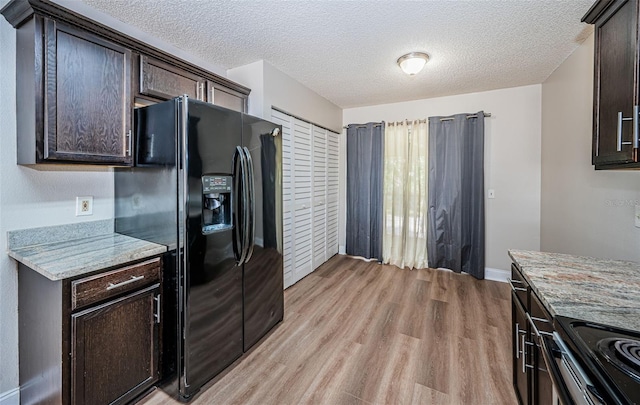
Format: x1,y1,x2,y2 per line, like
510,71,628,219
8,233,167,281
508,249,640,332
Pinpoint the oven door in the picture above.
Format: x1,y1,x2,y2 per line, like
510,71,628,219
540,332,605,405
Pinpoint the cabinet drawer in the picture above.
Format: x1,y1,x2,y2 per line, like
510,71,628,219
71,257,161,310
509,263,528,307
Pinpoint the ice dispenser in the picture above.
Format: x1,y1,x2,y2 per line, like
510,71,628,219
202,175,232,234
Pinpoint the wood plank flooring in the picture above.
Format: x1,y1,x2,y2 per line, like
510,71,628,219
140,255,517,405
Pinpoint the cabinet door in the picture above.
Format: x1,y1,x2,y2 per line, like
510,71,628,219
512,293,530,405
44,19,132,165
208,81,247,112
71,284,160,405
593,0,639,166
530,295,554,405
140,55,205,101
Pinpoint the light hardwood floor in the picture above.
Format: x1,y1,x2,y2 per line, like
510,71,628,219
140,255,517,405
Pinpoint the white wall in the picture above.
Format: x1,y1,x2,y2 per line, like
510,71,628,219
263,61,342,133
229,60,343,133
343,85,543,272
227,60,265,118
0,6,115,396
541,33,640,260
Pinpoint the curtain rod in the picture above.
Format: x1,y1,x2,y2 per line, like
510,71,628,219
344,113,491,129
440,112,491,122
386,119,427,126
343,123,384,129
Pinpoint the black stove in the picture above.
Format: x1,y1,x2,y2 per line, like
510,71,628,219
555,316,640,405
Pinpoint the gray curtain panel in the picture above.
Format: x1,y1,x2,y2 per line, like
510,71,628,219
346,122,384,260
427,113,485,279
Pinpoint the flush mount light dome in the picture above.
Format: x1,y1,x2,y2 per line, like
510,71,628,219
397,52,430,75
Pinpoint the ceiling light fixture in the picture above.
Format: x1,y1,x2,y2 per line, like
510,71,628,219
397,52,430,75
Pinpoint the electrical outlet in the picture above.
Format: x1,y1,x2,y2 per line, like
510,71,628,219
635,204,640,228
76,196,93,216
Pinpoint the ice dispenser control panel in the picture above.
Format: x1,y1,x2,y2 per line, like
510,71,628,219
202,175,232,234
203,176,232,194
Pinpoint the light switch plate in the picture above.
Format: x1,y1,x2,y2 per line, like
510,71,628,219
635,204,640,228
76,196,93,216
488,189,495,199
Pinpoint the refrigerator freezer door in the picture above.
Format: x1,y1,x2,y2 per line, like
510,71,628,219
181,100,244,397
242,115,284,352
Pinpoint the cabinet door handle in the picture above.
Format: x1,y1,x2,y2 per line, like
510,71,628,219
125,129,132,156
106,275,144,290
617,111,634,151
154,294,161,324
522,333,526,373
521,334,534,373
634,105,639,149
526,312,553,338
507,278,527,292
515,322,520,358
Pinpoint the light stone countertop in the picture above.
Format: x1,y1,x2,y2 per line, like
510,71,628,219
508,249,640,332
7,221,167,281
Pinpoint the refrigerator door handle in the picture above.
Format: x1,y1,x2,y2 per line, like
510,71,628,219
240,146,251,264
243,146,255,262
233,146,247,264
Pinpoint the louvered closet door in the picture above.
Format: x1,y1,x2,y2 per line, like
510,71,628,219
272,108,340,288
326,131,340,256
312,127,327,269
291,119,314,283
270,110,295,288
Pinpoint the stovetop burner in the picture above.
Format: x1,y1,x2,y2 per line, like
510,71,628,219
597,338,640,381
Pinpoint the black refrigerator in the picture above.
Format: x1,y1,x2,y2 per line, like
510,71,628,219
114,96,284,399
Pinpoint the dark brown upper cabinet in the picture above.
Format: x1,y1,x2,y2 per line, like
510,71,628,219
139,55,206,102
208,81,248,113
2,0,250,166
44,19,133,165
137,57,248,112
10,14,133,165
583,0,640,169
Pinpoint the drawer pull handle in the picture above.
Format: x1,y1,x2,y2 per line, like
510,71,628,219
526,312,553,338
106,275,145,291
507,278,527,292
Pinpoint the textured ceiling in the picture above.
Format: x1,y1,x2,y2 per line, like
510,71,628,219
79,0,594,108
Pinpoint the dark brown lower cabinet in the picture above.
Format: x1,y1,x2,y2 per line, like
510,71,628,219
72,284,160,405
17,257,162,405
530,294,553,405
512,292,530,405
510,263,554,405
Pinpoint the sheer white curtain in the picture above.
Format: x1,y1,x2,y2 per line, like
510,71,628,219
382,120,429,269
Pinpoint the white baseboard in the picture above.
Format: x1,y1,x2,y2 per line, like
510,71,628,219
485,267,509,283
339,245,346,255
0,388,19,405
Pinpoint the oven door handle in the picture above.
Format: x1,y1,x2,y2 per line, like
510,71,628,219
539,334,574,405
